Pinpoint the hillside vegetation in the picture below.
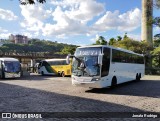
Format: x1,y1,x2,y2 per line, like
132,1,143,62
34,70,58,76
0,39,77,55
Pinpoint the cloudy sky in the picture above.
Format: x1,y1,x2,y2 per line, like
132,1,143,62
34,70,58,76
0,0,159,45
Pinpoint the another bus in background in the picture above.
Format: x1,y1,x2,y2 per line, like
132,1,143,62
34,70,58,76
38,59,72,77
0,58,21,79
66,45,145,88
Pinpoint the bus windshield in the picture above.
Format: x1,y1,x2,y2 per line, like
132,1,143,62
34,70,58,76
4,61,20,73
72,47,101,77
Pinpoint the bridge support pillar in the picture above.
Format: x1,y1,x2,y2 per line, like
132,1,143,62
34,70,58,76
30,59,36,73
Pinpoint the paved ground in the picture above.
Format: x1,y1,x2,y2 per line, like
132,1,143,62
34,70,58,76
0,74,159,120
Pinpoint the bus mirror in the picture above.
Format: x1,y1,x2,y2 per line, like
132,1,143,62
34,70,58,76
98,54,103,65
66,55,70,64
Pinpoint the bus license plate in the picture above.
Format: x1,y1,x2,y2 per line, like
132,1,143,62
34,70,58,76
78,79,91,82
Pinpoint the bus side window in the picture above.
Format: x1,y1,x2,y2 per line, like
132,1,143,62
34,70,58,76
120,51,126,63
56,61,60,65
62,60,67,65
101,48,110,77
42,61,50,66
112,49,120,62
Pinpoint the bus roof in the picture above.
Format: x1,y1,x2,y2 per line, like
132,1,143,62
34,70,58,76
0,57,19,62
77,45,143,56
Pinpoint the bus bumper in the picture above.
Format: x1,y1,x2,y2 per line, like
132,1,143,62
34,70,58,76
72,79,102,88
5,72,21,78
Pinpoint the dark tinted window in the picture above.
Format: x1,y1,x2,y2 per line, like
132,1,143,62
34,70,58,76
101,48,110,77
42,61,50,66
49,60,68,65
112,49,144,64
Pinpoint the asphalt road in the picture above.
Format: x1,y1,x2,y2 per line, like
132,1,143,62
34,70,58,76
0,74,159,121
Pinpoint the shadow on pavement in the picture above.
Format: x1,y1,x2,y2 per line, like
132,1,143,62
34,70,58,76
0,81,145,113
0,74,69,81
86,80,160,98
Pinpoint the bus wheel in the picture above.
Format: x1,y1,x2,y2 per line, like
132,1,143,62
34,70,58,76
2,72,5,79
41,71,44,76
136,74,140,81
61,72,65,77
111,76,117,88
139,73,141,80
58,72,61,77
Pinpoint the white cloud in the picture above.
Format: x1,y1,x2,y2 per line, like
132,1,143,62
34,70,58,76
0,33,11,39
42,6,88,37
51,0,105,23
20,4,52,33
65,0,104,23
43,0,104,37
90,34,101,43
0,8,17,21
21,32,33,38
19,1,141,40
154,27,160,33
92,8,141,33
127,33,141,41
56,34,68,39
0,27,8,33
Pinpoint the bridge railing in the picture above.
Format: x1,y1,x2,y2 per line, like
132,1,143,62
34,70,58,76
0,52,67,58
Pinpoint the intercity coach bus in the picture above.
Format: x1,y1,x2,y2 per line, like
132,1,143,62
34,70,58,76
66,45,145,88
38,59,72,77
0,58,21,79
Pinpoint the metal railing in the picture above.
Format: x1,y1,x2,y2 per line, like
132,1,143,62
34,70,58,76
0,52,67,58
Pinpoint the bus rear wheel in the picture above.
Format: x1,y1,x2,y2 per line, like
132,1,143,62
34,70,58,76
41,71,44,76
58,72,61,77
61,72,65,77
139,73,141,79
136,74,140,81
111,76,117,88
2,72,5,79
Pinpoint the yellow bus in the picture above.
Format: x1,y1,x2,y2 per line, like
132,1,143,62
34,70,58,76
38,59,71,77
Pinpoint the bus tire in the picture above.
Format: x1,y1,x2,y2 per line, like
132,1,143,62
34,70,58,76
111,76,117,88
2,72,5,79
58,72,61,77
41,71,44,76
139,73,141,80
136,73,140,81
61,72,65,77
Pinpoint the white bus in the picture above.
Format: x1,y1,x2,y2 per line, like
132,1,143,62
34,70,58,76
0,58,21,79
66,45,145,88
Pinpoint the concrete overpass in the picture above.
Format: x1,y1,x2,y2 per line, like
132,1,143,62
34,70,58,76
0,52,67,72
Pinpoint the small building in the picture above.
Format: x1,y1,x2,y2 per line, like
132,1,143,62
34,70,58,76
9,34,28,44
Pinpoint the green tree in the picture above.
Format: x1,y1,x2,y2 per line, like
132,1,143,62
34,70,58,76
60,46,76,55
109,38,116,45
114,38,153,54
93,36,107,45
0,39,77,54
123,33,128,40
153,34,160,47
117,36,122,41
95,40,101,45
151,47,160,68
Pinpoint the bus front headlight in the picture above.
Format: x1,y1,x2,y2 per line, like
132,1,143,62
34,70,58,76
91,78,100,81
